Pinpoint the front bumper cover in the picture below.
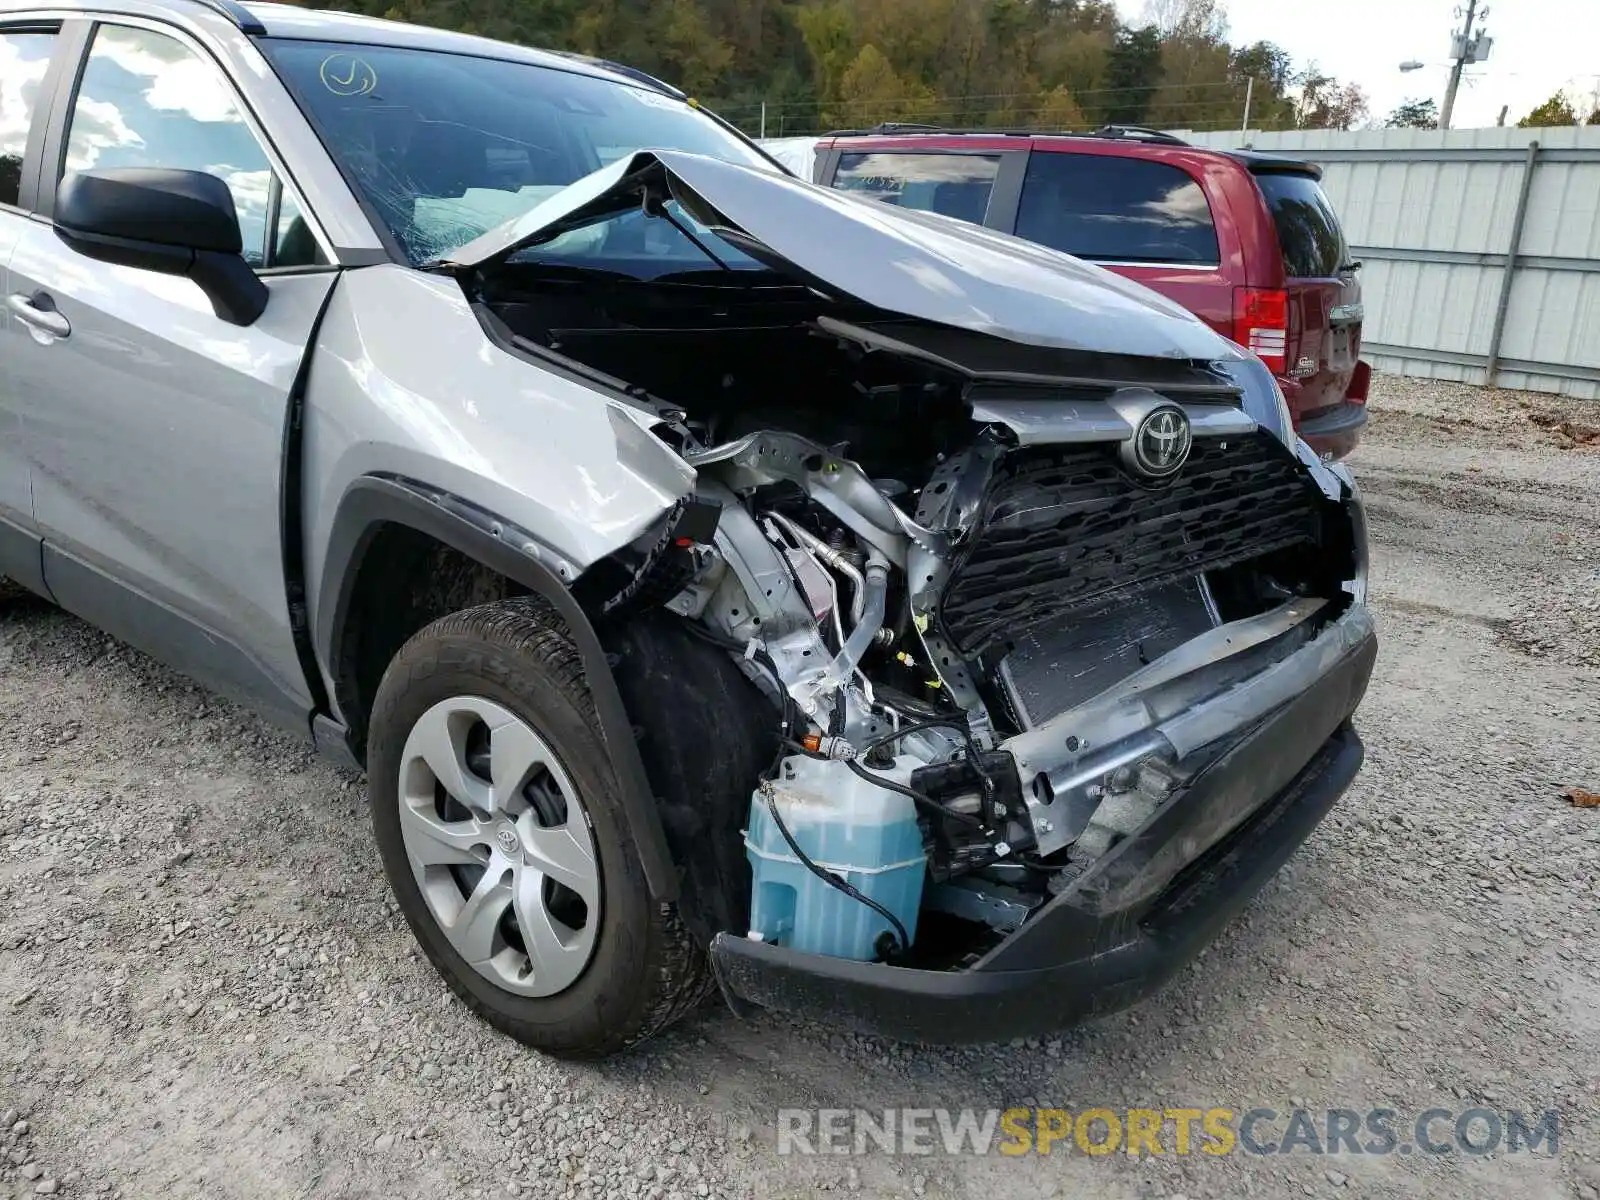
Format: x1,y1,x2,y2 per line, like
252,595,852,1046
708,609,1377,1043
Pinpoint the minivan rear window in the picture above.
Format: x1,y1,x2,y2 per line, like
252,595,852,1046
1254,172,1348,278
835,152,1000,226
1014,153,1218,265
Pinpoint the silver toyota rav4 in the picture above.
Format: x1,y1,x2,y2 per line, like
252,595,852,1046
0,0,1376,1057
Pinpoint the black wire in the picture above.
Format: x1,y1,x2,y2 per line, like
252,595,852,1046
761,787,909,959
859,717,1006,825
782,738,829,759
845,757,985,829
1019,854,1073,873
684,622,991,838
682,622,743,652
683,621,802,754
861,717,981,761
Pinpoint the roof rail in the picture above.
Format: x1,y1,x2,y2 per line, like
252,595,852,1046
822,122,1192,145
1092,125,1189,145
825,122,1035,137
190,0,266,34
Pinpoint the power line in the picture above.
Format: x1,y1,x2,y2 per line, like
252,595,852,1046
711,100,1277,127
706,79,1257,113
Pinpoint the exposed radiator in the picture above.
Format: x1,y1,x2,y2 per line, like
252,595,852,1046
996,577,1219,729
938,433,1321,657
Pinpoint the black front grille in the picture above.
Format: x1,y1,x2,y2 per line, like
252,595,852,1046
939,433,1322,657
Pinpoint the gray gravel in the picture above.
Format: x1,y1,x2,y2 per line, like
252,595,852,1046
1,373,1598,1200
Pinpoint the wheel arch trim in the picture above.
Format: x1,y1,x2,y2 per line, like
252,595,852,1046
316,474,680,901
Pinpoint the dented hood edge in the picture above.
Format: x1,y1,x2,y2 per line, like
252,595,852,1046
441,149,1244,363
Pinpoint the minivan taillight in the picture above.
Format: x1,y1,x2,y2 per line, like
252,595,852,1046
1234,287,1288,374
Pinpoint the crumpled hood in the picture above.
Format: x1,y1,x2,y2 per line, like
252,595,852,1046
442,149,1241,363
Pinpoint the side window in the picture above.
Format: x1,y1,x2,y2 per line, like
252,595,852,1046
61,24,321,266
0,29,57,208
835,152,1000,227
1014,153,1219,266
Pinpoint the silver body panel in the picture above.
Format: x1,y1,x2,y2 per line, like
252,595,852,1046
0,0,1359,759
446,149,1239,363
0,209,34,528
6,219,338,713
299,266,696,709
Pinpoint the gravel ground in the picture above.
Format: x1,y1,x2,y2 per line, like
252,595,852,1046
1,374,1597,1200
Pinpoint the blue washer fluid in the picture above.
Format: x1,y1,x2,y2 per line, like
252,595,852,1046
745,753,927,960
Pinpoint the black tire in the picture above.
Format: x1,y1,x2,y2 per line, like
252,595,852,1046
366,597,712,1058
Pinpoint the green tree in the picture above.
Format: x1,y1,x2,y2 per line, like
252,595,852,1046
1098,24,1163,125
1386,97,1438,129
1036,26,1112,98
1033,84,1089,130
830,42,936,126
796,1,857,120
1145,20,1235,130
1141,0,1226,40
1519,91,1578,127
1231,40,1297,129
325,0,1402,145
1296,66,1368,130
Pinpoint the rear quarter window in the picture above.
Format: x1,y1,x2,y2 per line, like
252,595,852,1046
1254,172,1348,278
834,152,1000,226
1014,152,1218,265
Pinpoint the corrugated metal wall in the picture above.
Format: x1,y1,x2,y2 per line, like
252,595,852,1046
1179,127,1600,399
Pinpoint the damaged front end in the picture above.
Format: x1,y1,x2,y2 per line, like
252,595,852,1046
446,150,1377,1041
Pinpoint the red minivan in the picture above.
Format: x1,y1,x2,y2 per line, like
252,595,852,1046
811,127,1370,458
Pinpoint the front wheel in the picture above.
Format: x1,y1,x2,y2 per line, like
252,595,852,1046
366,597,711,1057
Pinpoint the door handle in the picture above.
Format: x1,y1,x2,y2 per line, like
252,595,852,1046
6,292,71,340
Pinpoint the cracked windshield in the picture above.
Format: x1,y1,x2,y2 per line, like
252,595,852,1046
265,40,773,266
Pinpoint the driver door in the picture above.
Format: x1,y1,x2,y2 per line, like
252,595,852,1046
7,16,336,727
0,21,64,595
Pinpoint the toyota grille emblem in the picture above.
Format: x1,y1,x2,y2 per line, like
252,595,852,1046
1130,406,1193,479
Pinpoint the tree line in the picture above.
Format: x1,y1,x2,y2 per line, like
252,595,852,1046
320,0,1375,135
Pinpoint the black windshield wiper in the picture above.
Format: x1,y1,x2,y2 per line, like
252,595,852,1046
641,189,729,271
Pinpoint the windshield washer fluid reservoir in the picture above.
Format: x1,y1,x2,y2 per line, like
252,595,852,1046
745,754,927,960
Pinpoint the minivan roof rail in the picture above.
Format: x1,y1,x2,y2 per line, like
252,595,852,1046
1091,125,1189,145
822,122,1191,146
191,0,266,35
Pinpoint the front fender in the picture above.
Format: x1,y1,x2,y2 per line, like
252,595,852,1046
314,475,681,901
299,264,692,648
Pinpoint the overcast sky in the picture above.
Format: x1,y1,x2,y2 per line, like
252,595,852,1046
1114,0,1600,128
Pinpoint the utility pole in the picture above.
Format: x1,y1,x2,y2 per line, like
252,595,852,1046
1241,76,1254,134
1440,0,1493,130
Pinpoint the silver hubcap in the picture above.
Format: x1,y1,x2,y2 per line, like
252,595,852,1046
397,696,600,997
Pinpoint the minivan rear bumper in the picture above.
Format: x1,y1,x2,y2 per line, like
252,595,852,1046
1298,401,1369,460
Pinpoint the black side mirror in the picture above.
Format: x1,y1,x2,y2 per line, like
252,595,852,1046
54,168,269,326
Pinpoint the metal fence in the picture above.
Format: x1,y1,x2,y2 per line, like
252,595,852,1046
1178,126,1600,399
